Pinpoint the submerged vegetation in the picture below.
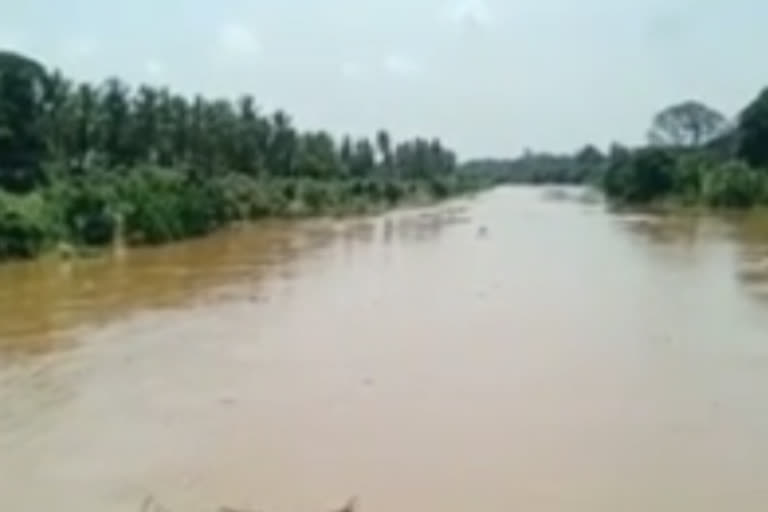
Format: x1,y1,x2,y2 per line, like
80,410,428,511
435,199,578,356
0,50,485,261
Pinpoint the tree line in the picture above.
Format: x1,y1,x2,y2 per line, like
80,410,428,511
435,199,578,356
462,92,768,208
0,51,478,260
599,98,760,206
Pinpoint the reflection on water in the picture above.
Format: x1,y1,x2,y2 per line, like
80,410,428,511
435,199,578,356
614,207,768,303
619,213,701,247
2,188,768,512
727,211,768,302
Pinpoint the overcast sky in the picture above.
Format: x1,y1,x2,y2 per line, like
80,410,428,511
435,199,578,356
2,0,767,158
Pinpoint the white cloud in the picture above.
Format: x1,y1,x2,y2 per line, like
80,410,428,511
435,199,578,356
383,54,421,77
445,0,495,29
215,22,262,55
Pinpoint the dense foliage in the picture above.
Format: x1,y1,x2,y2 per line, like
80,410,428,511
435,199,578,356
598,92,768,207
462,90,768,209
460,145,606,185
0,51,479,261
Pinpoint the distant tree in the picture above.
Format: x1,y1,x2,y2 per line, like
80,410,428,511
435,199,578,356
295,131,339,179
608,142,630,161
601,147,676,203
738,87,768,168
648,101,728,148
376,129,393,172
575,144,604,166
235,94,269,175
70,83,99,172
0,50,477,260
41,69,74,163
267,110,297,177
98,77,133,167
339,135,353,174
348,138,375,177
0,50,464,191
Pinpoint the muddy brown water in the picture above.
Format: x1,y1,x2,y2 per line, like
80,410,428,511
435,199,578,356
2,186,768,512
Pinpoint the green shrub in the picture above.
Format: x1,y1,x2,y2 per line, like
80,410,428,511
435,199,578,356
0,163,474,258
427,177,451,199
601,148,676,203
208,174,279,220
701,161,768,208
117,167,219,244
46,180,118,246
383,180,406,204
0,191,53,259
299,180,335,213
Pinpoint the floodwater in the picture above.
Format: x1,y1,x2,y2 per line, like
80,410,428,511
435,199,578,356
2,186,768,512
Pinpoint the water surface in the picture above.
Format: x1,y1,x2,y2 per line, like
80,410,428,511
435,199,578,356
2,187,768,512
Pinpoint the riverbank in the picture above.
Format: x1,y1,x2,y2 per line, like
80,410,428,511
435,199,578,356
0,167,488,262
1,50,479,263
599,148,768,209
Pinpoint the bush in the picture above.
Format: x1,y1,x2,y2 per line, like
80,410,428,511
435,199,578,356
383,180,406,204
208,174,283,220
601,148,676,203
0,191,53,259
299,181,335,212
0,164,474,259
46,179,118,246
701,161,768,208
427,177,451,199
0,164,47,193
117,167,219,244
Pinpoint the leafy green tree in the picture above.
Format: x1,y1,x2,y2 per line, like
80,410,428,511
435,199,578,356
295,131,339,179
738,87,768,168
41,70,75,163
648,100,728,148
348,138,375,177
168,93,191,167
602,148,676,203
0,51,49,190
234,95,269,176
575,145,604,166
0,50,474,259
71,83,99,173
132,85,160,163
98,78,133,167
701,161,766,207
339,135,353,175
267,110,297,177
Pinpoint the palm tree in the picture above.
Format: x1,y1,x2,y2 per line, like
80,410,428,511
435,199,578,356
71,83,99,172
376,129,393,173
98,77,132,167
268,110,297,177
